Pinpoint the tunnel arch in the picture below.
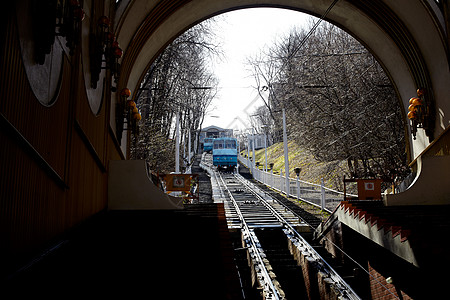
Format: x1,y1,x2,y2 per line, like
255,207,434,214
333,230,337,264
113,0,449,160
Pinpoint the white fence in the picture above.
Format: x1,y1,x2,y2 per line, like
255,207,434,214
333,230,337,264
238,155,356,213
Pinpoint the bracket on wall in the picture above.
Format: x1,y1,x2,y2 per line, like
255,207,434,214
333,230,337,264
33,0,85,65
115,88,142,142
407,88,434,141
89,16,123,89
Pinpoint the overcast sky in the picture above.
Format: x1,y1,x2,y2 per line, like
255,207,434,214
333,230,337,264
202,8,311,131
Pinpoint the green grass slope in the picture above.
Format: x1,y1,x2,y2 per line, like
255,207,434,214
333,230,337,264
241,141,349,192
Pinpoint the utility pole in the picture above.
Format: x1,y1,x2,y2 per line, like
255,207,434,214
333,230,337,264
264,132,267,172
237,133,240,173
247,134,251,172
186,128,191,174
282,108,290,195
252,128,256,172
261,124,268,172
175,112,180,173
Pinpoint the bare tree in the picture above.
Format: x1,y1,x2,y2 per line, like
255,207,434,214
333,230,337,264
248,20,409,182
130,21,221,172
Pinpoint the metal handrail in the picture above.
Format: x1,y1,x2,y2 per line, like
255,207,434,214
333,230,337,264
238,155,357,212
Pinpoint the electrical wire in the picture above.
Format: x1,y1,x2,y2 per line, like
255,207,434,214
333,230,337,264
248,5,404,295
254,0,341,112
284,0,340,63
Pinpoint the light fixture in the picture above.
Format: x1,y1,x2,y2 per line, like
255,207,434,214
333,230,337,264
34,0,85,64
97,16,110,48
91,15,124,88
110,39,123,83
90,16,110,88
119,88,130,102
117,88,141,136
62,0,85,55
408,88,430,140
115,88,130,140
103,29,123,83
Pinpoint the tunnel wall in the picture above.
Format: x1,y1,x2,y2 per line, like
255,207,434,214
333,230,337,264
0,3,122,275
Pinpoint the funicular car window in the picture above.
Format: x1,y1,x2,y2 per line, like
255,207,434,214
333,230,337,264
225,141,236,149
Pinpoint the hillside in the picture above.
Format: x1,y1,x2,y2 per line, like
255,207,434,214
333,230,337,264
242,141,350,192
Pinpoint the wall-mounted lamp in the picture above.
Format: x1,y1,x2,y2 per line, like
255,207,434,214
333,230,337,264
133,112,142,121
127,100,136,109
98,16,110,42
91,16,123,88
116,88,131,140
117,88,141,136
61,0,85,55
408,88,430,140
128,106,141,136
110,39,123,83
90,16,109,88
120,88,131,103
34,0,85,64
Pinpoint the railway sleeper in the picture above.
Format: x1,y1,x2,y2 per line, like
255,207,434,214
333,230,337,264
204,156,360,299
254,228,309,299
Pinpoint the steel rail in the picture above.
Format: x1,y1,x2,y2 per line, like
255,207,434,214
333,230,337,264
233,173,361,300
216,171,284,300
201,154,360,299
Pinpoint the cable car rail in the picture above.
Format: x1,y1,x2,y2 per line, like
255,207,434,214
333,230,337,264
201,154,361,300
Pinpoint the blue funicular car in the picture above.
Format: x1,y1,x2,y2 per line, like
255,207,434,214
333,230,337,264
203,138,214,152
212,137,238,169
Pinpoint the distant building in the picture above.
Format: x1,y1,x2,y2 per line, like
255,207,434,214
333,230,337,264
199,125,233,144
253,134,266,150
239,133,273,154
198,126,271,152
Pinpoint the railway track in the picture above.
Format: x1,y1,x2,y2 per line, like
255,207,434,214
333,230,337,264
200,154,360,300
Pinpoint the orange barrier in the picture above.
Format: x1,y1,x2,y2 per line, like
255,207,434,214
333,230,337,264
344,177,392,200
158,173,199,202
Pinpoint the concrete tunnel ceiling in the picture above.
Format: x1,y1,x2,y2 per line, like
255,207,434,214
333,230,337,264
114,0,449,159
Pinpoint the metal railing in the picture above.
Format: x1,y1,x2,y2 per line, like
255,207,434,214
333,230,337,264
238,155,357,213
